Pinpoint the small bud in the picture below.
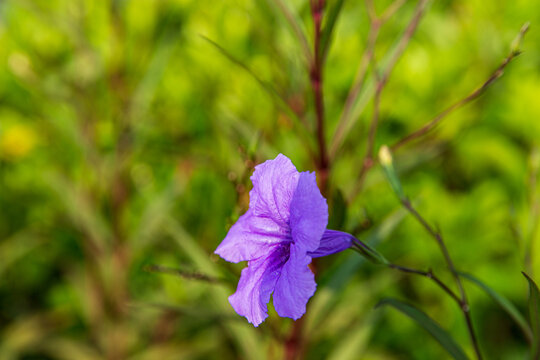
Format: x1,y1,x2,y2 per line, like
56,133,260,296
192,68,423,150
511,22,530,54
378,145,405,200
379,145,393,167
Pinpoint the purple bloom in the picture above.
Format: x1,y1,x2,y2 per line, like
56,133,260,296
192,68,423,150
215,154,353,326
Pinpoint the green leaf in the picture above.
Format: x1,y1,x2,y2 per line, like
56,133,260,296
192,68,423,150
144,264,223,284
459,272,532,344
376,298,469,360
522,272,540,358
265,0,312,63
201,36,301,125
351,238,389,265
321,0,346,62
201,36,314,150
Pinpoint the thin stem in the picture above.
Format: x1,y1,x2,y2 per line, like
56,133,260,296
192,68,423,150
525,147,540,275
380,0,408,23
144,264,222,283
331,22,380,160
311,0,329,187
348,22,528,205
388,263,461,304
347,0,428,199
391,23,529,151
330,0,408,160
285,2,327,359
379,0,428,86
402,198,482,360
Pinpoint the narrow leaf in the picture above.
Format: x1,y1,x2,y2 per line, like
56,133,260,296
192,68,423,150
523,272,540,358
459,272,532,343
201,36,314,150
321,0,346,62
376,298,469,360
265,0,312,63
144,264,223,284
201,36,300,124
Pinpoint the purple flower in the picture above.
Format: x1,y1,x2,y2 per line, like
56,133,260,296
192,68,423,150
215,154,353,326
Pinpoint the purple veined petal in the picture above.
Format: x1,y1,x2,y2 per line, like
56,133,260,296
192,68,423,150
272,244,316,320
228,245,289,327
289,171,328,254
307,229,354,258
249,154,300,228
215,210,290,263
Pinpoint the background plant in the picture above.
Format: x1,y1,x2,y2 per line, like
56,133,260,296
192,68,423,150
0,0,539,359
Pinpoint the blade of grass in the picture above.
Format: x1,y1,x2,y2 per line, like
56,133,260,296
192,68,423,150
377,298,469,360
522,272,540,358
320,0,346,62
459,272,532,344
201,36,315,151
265,0,313,64
144,264,224,284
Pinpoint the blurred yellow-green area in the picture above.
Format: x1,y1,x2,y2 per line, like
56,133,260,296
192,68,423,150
1,0,539,359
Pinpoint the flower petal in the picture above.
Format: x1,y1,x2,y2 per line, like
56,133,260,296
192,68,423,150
249,154,300,227
307,229,354,258
289,171,328,253
272,245,316,320
228,246,288,327
215,210,290,263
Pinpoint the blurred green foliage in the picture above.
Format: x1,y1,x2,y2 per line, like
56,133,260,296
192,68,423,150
0,0,539,359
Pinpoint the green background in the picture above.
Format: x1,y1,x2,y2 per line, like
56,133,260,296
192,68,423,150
0,0,539,359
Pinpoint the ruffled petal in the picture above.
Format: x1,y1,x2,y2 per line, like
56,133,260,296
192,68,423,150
289,172,328,253
272,245,316,320
215,210,290,263
249,154,300,228
228,246,288,326
307,229,354,258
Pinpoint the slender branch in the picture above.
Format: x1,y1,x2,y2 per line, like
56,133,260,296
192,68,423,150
201,35,316,156
348,0,428,199
391,22,529,151
379,0,429,86
311,0,329,186
401,198,482,360
348,22,528,204
380,0,408,23
285,2,327,359
330,0,408,160
331,18,380,160
525,147,540,275
144,264,222,283
388,263,461,304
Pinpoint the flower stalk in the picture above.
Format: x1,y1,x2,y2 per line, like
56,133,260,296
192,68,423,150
379,145,483,360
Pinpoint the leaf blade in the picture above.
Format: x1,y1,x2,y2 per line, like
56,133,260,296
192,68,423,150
320,0,346,62
459,272,532,343
522,272,540,358
376,298,469,360
201,36,315,151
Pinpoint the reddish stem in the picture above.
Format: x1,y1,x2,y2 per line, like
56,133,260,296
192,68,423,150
311,0,329,194
284,2,327,359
